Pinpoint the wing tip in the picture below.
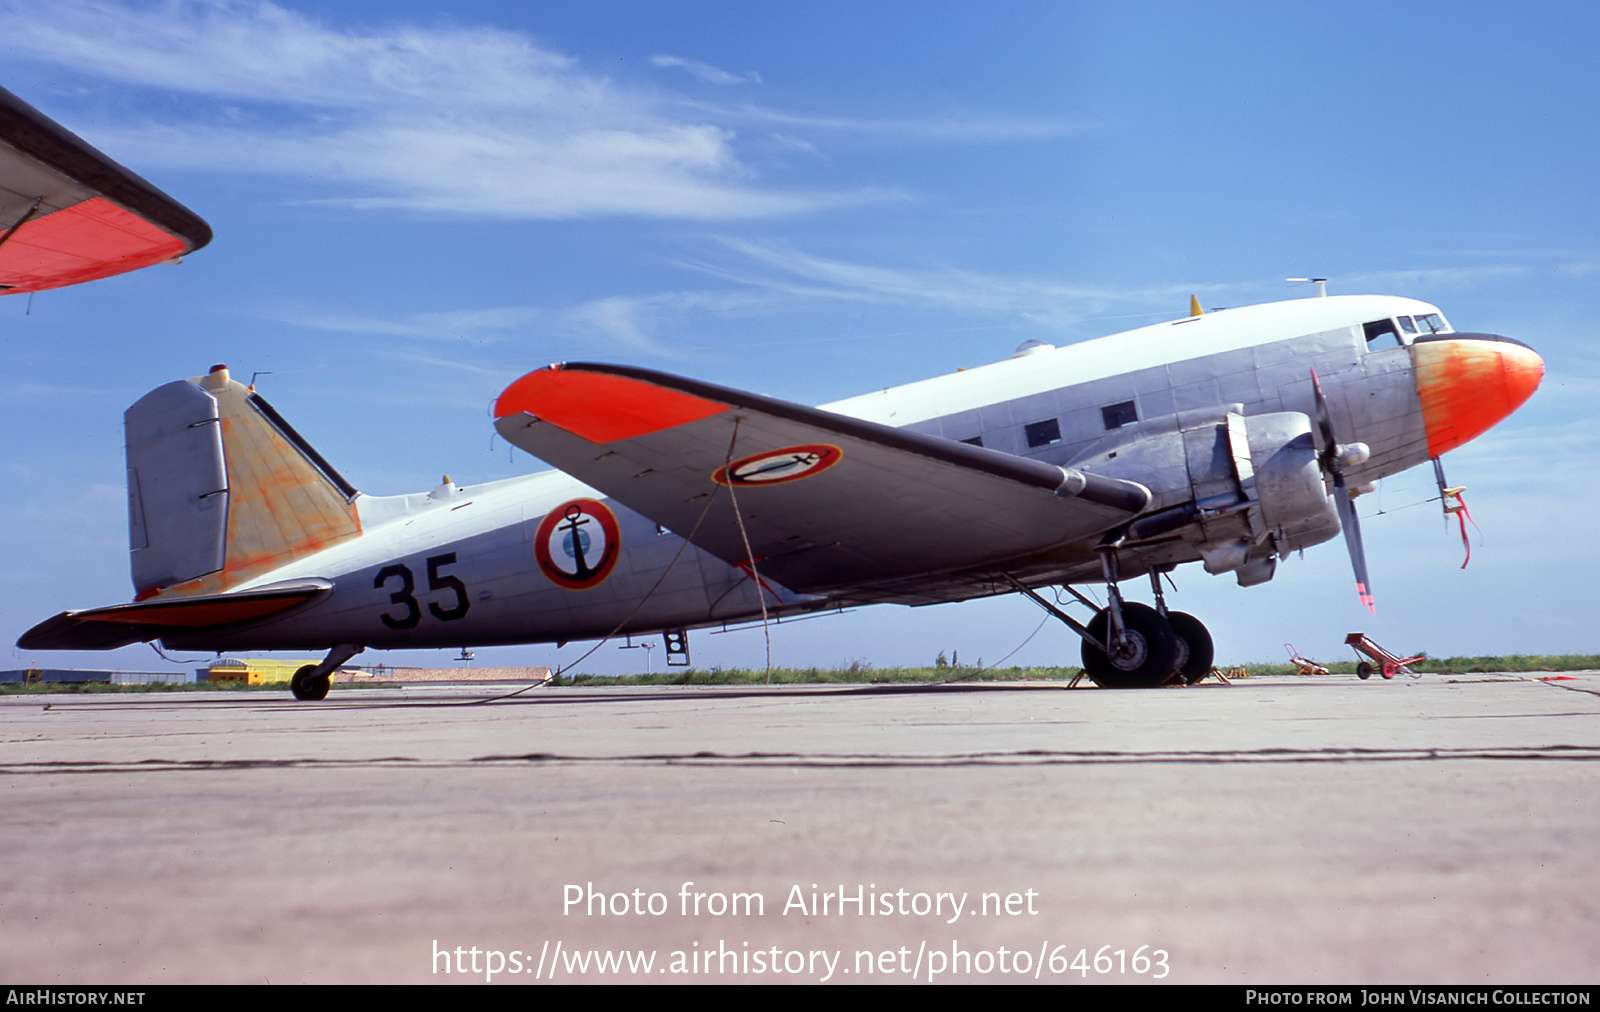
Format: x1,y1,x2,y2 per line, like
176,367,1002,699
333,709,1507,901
495,365,729,443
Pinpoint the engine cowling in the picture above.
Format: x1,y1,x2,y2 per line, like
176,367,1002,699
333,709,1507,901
1068,408,1340,586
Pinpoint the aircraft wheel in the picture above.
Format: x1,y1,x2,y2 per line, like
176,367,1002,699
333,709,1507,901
1081,603,1177,688
1166,611,1214,685
1356,662,1373,680
291,664,330,701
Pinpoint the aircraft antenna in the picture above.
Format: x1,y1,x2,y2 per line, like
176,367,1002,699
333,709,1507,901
1287,277,1329,298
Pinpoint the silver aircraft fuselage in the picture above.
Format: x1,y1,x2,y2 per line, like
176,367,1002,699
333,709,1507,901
160,294,1542,653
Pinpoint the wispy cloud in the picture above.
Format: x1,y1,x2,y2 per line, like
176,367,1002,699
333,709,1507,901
683,238,1208,324
1341,264,1532,290
560,295,666,354
3,1,878,219
282,306,541,341
555,289,791,356
291,238,1550,364
706,105,1085,143
529,243,1217,358
278,288,789,359
651,54,761,87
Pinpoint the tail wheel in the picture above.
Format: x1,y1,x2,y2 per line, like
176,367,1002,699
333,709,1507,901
291,664,330,701
1081,603,1178,688
1166,611,1215,685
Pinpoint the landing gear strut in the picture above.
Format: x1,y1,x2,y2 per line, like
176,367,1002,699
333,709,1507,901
1075,553,1177,688
291,643,364,701
1005,557,1215,689
1080,601,1176,687
1147,569,1214,685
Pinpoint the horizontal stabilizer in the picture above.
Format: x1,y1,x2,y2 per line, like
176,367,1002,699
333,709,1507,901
495,363,1150,594
18,580,330,650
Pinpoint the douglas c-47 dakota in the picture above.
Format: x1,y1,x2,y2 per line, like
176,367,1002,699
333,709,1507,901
19,292,1544,698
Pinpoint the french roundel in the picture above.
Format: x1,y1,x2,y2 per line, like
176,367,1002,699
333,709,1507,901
534,498,621,590
712,444,843,487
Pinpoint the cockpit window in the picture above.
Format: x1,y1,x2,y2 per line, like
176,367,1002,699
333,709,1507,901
1415,313,1449,334
1363,319,1402,349
1397,315,1418,335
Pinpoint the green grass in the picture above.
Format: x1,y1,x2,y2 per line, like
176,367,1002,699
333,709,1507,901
553,654,1600,684
0,680,240,695
550,665,1083,686
4,654,1594,694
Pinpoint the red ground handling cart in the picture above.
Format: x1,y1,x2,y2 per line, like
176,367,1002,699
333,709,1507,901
1345,633,1426,680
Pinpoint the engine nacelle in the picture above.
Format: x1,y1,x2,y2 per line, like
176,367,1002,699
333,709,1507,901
1068,407,1340,585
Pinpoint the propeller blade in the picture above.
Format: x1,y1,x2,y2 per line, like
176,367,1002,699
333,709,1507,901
1311,368,1375,613
1310,368,1337,464
1332,472,1375,614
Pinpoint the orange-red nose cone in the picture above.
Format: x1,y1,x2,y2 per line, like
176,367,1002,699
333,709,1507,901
1413,336,1544,457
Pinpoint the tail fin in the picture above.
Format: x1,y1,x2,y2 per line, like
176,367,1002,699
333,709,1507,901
125,365,361,599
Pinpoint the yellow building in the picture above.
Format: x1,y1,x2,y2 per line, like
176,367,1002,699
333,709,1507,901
203,658,319,685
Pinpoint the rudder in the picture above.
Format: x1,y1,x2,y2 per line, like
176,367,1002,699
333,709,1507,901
125,364,361,599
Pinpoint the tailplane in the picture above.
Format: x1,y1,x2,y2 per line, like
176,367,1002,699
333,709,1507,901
125,365,361,599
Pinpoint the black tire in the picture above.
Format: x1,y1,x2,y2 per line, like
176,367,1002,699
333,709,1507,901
1081,603,1178,688
1166,611,1214,685
291,664,330,701
1356,661,1373,680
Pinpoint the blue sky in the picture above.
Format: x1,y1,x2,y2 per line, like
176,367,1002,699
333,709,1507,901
3,0,1596,676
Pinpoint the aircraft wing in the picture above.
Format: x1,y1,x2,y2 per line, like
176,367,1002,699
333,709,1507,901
0,86,211,294
494,363,1150,595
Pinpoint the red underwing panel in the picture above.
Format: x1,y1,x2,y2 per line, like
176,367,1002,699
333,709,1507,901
77,592,315,628
0,196,189,292
495,365,730,443
0,85,211,294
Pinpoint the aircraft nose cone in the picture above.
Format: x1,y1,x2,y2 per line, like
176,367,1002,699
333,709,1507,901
1413,333,1544,457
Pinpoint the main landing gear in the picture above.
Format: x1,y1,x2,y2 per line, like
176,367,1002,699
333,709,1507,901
1081,601,1174,687
291,643,364,701
1007,558,1215,689
1078,565,1214,688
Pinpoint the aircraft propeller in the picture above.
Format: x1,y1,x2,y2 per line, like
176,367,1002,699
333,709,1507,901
1310,369,1375,614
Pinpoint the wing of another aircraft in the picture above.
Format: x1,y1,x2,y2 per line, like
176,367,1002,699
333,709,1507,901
494,363,1151,596
0,85,211,294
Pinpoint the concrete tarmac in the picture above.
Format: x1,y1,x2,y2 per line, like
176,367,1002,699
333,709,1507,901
2,672,1597,984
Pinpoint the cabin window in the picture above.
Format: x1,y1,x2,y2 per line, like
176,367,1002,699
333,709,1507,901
1024,419,1061,448
1101,400,1138,430
1397,315,1418,334
1363,319,1402,349
960,435,983,447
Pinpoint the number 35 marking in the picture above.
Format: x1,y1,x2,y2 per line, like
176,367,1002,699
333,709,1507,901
375,553,471,629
